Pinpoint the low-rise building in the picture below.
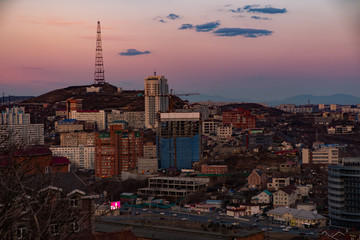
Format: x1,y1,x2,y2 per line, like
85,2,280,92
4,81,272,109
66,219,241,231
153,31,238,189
268,207,327,228
50,146,95,169
138,176,209,197
248,169,267,190
201,164,228,174
272,185,298,208
251,190,272,204
55,119,84,133
267,176,290,191
302,147,339,165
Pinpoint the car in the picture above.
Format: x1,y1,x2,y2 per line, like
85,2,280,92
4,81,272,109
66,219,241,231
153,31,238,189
292,227,299,230
181,218,187,221
255,219,260,222
299,232,306,235
208,219,213,222
148,211,152,214
262,228,267,231
308,232,315,236
280,225,286,228
142,208,147,211
172,213,177,217
160,212,165,215
134,211,140,215
282,228,289,232
232,222,239,226
267,228,272,231
253,223,257,227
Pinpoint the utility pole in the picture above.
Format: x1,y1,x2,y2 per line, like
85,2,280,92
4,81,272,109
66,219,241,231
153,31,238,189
94,21,105,85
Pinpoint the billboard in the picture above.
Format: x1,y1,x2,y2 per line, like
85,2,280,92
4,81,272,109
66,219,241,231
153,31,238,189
111,201,121,210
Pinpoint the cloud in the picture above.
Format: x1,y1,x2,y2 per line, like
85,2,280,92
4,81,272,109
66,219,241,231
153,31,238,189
178,24,193,30
213,28,273,38
247,7,287,14
229,8,243,13
159,19,166,23
244,5,260,10
195,21,220,32
119,49,151,56
251,16,271,20
167,13,180,20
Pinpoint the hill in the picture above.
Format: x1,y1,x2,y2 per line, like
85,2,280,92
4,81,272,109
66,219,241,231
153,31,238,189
22,83,185,111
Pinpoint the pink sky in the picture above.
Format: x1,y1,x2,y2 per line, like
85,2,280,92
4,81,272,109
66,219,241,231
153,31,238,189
0,0,359,101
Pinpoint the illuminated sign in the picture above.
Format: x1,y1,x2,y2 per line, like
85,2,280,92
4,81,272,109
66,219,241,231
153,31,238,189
111,201,121,210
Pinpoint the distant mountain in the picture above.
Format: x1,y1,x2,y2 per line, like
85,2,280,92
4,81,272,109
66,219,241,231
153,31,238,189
1,96,34,105
184,94,251,103
266,94,360,106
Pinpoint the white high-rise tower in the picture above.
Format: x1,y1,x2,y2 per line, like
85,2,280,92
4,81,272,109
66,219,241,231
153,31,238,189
144,73,169,129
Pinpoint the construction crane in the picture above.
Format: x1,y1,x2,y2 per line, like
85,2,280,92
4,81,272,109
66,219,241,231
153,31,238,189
169,89,199,112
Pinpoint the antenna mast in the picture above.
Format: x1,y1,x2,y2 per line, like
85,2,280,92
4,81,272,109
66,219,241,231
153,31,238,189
94,21,105,85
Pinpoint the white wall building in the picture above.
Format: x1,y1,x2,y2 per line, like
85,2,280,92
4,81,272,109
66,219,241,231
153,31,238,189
302,147,339,164
144,74,169,129
216,124,232,139
69,110,106,131
1,106,30,125
0,124,44,146
202,120,220,136
50,146,95,169
107,110,145,130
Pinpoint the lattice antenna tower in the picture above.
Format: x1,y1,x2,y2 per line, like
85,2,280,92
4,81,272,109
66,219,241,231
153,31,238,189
94,21,105,85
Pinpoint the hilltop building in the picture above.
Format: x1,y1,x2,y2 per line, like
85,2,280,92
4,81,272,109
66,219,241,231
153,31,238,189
157,112,201,169
144,73,169,129
302,147,339,165
1,106,30,125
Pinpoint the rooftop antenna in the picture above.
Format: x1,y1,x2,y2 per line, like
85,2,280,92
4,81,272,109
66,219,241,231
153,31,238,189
154,68,157,76
94,21,105,85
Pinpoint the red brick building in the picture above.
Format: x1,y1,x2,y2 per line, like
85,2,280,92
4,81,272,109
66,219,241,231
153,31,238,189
222,108,256,129
95,126,143,178
201,164,228,174
0,147,70,174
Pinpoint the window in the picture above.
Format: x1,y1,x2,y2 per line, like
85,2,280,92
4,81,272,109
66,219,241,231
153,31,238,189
71,222,80,232
70,198,80,207
17,227,27,239
50,224,59,235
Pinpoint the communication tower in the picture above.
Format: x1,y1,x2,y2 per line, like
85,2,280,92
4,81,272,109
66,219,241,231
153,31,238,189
94,21,105,85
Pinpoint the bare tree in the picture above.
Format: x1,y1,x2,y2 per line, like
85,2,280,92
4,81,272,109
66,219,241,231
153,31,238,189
0,132,98,240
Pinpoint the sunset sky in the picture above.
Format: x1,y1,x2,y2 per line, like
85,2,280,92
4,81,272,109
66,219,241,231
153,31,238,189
0,0,359,101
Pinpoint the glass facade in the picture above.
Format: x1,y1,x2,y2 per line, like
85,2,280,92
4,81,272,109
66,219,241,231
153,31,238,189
328,159,360,230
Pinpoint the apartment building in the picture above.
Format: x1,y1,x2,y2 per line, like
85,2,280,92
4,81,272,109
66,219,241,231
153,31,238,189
302,147,339,164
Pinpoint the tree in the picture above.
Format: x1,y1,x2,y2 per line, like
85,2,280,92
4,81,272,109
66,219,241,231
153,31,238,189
0,132,98,240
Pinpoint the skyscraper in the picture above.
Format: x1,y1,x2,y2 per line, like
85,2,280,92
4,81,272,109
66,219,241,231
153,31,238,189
157,112,201,169
328,158,360,230
144,73,169,129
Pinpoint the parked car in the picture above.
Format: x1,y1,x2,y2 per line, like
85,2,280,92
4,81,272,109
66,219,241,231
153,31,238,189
282,228,289,232
181,218,187,221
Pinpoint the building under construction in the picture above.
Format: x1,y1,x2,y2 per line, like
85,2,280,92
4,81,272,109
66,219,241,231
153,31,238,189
157,112,201,170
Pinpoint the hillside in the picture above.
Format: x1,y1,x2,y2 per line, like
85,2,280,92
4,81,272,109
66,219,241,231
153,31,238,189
22,83,185,111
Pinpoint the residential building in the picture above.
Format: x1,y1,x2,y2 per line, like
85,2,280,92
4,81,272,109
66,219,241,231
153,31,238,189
137,157,158,173
201,164,228,174
216,124,232,139
1,106,30,125
144,73,169,129
251,190,272,204
0,124,44,146
328,158,360,230
302,147,339,164
272,185,298,208
50,146,95,169
247,169,267,190
143,142,157,158
138,176,209,197
202,120,220,136
279,161,300,173
157,112,201,169
0,146,70,174
242,129,273,150
55,119,84,133
268,207,326,228
107,110,145,130
60,132,96,147
66,98,83,119
327,125,354,135
95,126,143,178
222,108,256,129
267,176,290,191
69,110,106,131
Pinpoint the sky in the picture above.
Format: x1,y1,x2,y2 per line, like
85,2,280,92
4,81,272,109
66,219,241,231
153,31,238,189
0,0,359,101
